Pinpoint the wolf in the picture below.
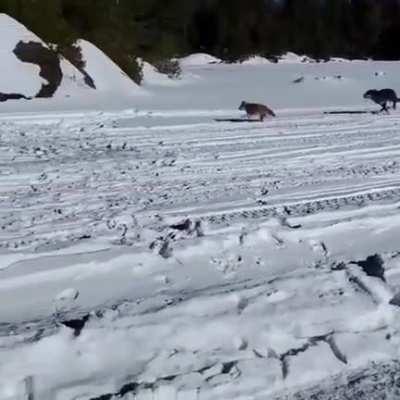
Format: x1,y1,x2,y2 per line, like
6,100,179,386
363,88,400,113
239,101,276,121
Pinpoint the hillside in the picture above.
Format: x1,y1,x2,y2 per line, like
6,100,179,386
0,14,146,111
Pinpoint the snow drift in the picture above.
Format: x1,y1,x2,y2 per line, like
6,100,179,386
0,14,146,108
77,39,145,96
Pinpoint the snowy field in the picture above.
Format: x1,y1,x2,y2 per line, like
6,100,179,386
2,58,400,399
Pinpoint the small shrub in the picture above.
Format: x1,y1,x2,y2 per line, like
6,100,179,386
126,55,144,85
153,59,182,79
58,43,86,71
57,43,96,89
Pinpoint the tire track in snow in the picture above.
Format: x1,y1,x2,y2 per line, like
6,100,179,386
1,111,400,256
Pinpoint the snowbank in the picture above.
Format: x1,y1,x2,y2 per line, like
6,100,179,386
0,13,45,96
77,39,145,96
0,14,99,102
140,59,178,87
179,53,222,67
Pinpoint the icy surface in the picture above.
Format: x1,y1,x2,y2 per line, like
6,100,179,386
1,56,400,399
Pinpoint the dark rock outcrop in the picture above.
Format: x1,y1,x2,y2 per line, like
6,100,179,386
60,314,90,337
389,293,400,307
352,254,385,282
0,93,30,102
60,43,96,89
1,41,96,103
13,40,63,98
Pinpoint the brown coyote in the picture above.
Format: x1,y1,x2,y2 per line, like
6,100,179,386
239,101,276,121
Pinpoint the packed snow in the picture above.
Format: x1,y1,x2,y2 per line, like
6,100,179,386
2,41,400,400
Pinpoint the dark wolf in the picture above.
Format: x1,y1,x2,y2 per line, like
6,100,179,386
363,88,400,113
239,101,276,121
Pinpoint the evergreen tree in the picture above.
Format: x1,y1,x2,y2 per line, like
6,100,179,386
1,0,400,80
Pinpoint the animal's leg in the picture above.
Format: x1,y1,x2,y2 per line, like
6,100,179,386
393,101,397,110
384,102,390,114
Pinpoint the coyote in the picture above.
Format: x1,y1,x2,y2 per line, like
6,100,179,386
239,101,276,121
363,88,399,113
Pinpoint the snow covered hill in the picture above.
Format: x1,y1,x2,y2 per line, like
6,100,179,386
0,14,147,113
2,40,400,399
78,39,145,96
0,14,93,100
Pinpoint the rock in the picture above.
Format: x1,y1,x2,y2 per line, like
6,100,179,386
389,293,400,307
60,314,90,337
352,254,385,281
13,40,62,98
0,92,30,102
170,218,192,231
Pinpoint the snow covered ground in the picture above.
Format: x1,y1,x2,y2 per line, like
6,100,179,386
1,58,400,399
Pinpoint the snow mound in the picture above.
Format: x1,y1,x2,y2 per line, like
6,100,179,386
0,14,95,101
0,13,46,97
179,53,221,67
140,59,200,87
140,59,177,86
240,55,271,65
279,52,315,64
77,39,145,95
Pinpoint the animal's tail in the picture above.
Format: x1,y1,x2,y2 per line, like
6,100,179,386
268,108,276,117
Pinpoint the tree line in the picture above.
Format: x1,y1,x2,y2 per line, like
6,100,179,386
1,0,400,82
